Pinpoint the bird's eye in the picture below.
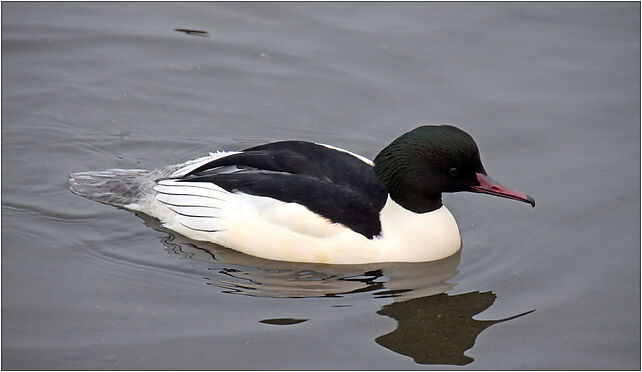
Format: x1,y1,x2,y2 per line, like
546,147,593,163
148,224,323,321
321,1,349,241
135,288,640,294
449,167,460,176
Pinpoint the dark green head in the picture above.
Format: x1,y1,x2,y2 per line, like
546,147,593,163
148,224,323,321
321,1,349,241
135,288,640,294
374,125,534,213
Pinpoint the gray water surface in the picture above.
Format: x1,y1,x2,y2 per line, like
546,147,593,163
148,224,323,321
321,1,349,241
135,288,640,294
2,3,640,370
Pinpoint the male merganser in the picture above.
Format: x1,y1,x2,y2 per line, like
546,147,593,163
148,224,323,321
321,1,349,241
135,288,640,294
69,125,534,264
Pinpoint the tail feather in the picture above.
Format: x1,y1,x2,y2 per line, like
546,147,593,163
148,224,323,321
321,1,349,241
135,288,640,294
68,169,153,208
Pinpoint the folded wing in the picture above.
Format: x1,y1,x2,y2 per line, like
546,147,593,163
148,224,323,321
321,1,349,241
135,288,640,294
171,141,388,238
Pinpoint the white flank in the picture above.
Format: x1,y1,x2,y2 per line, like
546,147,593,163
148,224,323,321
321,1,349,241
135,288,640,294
213,195,461,264
137,177,461,263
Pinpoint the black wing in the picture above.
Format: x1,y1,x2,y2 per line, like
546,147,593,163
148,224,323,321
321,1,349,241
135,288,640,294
178,141,388,238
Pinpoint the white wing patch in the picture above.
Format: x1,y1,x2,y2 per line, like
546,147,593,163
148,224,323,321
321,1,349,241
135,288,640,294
154,180,230,233
317,143,374,166
169,151,241,178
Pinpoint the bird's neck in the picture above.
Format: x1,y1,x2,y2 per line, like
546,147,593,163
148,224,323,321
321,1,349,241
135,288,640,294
388,189,443,214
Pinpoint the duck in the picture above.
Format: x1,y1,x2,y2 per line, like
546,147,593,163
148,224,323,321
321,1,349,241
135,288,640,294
69,125,534,264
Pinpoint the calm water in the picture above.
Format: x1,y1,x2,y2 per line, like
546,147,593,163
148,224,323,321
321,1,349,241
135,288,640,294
2,3,640,370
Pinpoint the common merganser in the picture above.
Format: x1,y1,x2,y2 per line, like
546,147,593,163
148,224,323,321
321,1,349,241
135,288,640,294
69,125,534,264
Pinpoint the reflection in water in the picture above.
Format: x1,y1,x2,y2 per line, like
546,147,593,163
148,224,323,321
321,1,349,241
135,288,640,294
376,292,534,365
139,213,534,365
173,28,209,37
159,229,460,300
259,318,308,326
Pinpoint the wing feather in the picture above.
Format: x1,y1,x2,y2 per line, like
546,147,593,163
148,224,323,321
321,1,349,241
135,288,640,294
153,179,228,233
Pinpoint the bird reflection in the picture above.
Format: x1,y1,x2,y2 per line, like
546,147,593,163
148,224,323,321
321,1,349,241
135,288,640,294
376,292,534,365
138,213,534,366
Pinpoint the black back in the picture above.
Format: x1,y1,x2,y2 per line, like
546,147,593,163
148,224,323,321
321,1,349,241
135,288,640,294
177,141,388,238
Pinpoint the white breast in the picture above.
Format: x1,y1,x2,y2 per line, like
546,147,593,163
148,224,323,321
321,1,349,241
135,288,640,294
375,196,462,263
